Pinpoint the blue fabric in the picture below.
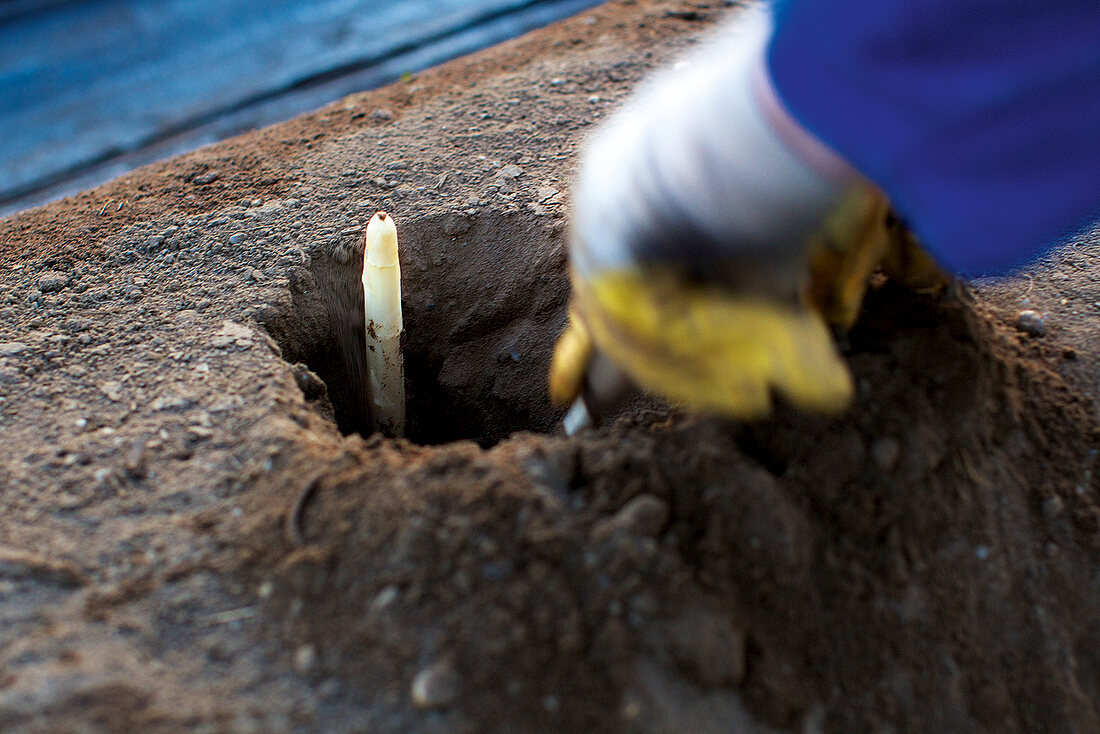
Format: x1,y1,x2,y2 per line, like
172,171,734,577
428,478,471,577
767,0,1100,274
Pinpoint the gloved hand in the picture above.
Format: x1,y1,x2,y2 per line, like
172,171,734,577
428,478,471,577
550,8,945,422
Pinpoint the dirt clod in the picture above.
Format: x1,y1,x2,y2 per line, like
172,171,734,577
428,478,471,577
1016,309,1046,336
411,660,460,710
593,493,670,539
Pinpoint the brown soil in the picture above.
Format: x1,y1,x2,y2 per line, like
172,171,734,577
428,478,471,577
2,1,1099,732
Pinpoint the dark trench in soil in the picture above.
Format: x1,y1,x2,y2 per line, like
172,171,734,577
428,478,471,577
257,208,571,446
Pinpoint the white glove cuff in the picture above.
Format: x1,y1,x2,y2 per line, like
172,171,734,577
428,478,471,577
572,6,859,279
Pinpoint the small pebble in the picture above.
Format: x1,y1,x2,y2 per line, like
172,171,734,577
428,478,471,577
1015,310,1045,337
370,585,399,609
317,678,342,701
293,644,316,674
228,233,245,245
151,395,193,412
411,660,458,709
37,271,68,293
99,381,123,401
124,440,146,477
1041,495,1064,520
594,494,669,539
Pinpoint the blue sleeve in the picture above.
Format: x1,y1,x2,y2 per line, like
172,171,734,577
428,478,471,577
767,0,1100,274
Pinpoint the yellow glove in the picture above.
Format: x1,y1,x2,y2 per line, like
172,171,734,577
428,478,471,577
553,268,853,417
549,8,946,421
806,191,947,329
550,188,943,418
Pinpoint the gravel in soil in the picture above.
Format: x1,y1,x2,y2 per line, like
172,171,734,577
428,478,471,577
1,2,1099,732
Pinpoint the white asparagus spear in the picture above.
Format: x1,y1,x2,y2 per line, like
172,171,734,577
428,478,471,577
363,211,405,436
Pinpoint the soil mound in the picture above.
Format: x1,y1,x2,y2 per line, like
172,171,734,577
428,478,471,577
250,239,1100,733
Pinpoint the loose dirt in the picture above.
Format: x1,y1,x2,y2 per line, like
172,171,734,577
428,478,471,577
1,1,1098,732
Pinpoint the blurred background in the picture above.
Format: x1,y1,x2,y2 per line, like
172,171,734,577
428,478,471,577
0,0,605,217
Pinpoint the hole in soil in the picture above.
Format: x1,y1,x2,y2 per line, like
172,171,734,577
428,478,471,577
261,209,570,447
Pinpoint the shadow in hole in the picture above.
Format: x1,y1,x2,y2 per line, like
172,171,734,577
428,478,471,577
257,209,570,447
